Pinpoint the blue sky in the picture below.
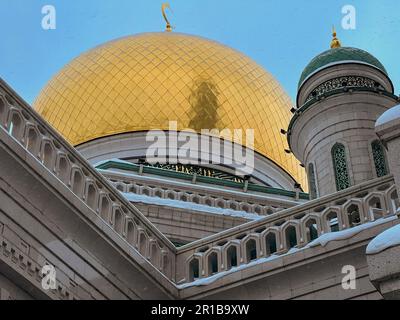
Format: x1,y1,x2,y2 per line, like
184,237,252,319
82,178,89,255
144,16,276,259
1,0,399,104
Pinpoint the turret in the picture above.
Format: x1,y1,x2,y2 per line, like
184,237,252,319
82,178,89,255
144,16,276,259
288,30,399,198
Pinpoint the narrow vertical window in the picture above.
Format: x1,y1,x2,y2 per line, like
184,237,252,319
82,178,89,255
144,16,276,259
308,163,318,199
332,143,351,191
372,140,389,177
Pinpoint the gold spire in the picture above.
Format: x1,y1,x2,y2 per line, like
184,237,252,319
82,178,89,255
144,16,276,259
330,26,341,49
162,3,173,32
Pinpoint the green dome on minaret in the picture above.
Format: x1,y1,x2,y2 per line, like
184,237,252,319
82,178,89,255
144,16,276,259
298,47,388,89
298,30,388,89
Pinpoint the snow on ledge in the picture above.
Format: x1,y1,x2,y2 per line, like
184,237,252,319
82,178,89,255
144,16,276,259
308,216,398,248
366,223,400,255
376,104,400,127
122,192,264,221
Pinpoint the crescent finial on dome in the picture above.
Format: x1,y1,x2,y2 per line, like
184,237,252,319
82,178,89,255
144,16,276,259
162,3,173,32
330,26,342,49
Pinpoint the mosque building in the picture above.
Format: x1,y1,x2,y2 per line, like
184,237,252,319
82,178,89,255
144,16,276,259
0,7,399,300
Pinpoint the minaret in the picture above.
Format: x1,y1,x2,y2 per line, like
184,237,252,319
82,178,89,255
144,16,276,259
287,29,399,198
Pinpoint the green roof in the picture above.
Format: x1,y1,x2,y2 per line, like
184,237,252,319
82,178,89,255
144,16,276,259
298,47,388,88
96,160,310,200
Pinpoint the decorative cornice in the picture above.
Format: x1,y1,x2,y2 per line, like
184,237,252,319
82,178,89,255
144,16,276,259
305,76,383,104
97,160,310,200
0,233,75,300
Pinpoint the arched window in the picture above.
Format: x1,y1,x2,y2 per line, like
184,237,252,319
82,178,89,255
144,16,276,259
245,240,257,263
226,246,238,270
372,140,389,177
265,233,277,255
347,204,361,227
326,211,339,232
305,219,319,242
207,253,218,276
332,143,350,191
189,259,200,282
285,226,298,249
308,163,318,199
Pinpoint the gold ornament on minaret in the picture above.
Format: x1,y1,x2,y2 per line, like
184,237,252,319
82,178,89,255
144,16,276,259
162,3,173,32
330,26,342,49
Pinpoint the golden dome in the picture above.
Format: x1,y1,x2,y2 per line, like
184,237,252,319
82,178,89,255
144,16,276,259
34,32,306,187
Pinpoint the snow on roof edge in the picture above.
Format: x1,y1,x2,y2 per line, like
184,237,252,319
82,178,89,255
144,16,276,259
366,221,400,255
376,104,400,127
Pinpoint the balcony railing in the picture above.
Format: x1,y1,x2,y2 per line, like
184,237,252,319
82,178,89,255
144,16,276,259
175,175,398,283
100,167,304,218
0,79,176,281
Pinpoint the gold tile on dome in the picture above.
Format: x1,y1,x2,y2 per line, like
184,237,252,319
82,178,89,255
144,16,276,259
33,32,306,188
